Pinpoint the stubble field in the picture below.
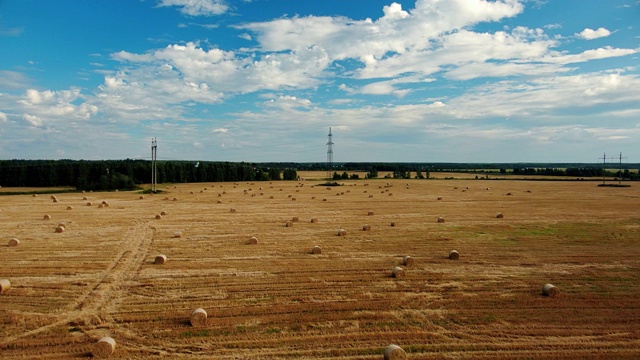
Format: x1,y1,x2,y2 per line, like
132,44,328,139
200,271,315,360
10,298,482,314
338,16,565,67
1,175,639,359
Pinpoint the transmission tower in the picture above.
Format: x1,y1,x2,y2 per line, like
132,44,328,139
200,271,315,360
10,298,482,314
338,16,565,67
151,138,157,192
326,127,334,180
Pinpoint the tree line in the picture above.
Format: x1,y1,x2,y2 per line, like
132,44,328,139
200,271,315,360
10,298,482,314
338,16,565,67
0,160,298,191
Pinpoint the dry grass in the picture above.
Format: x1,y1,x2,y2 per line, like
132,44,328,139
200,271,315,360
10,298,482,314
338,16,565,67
1,175,640,359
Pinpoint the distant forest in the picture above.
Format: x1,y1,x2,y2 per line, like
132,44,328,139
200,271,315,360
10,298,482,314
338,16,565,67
0,160,638,191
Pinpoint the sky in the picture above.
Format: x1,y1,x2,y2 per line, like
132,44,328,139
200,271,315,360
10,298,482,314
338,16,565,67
1,0,639,163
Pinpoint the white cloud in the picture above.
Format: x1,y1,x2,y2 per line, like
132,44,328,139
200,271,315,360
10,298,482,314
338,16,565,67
157,0,229,16
23,114,43,127
213,128,228,133
0,112,7,122
577,27,611,40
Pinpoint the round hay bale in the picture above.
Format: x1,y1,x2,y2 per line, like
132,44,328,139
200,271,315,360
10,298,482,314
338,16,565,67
190,308,207,327
368,195,374,198
230,208,237,213
437,217,445,223
57,222,66,229
384,344,407,360
362,224,371,231
104,202,110,207
368,211,374,216
269,196,274,199
310,217,318,224
52,197,59,203
392,266,405,278
172,232,182,238
311,245,322,254
155,214,162,220
50,195,56,200
66,205,73,210
86,202,93,206
249,236,258,245
43,214,51,221
172,197,178,201
98,203,104,208
506,192,512,196
154,254,167,264
449,250,460,260
83,196,88,200
311,196,316,199
55,226,65,233
337,229,347,236
217,199,223,204
8,238,20,247
403,256,414,267
33,194,38,197
437,196,443,201
542,283,560,297
496,213,504,218
93,336,116,358
161,211,167,216
287,194,292,198
101,200,108,205
0,279,11,293
291,216,299,222
390,222,396,227
139,195,144,200
322,198,327,201
285,221,294,227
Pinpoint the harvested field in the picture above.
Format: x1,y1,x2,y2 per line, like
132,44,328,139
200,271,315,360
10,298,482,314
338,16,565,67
1,177,640,359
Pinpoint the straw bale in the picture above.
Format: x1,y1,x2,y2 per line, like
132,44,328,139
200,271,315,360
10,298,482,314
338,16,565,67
93,337,116,358
154,254,167,264
190,308,207,327
449,250,460,260
285,221,294,227
542,283,560,297
337,229,347,236
67,205,73,210
8,238,20,247
311,245,322,254
249,236,258,245
310,217,318,224
403,256,414,267
392,266,405,278
0,279,10,293
496,213,504,218
384,344,407,360
43,214,51,220
362,224,371,231
437,217,445,223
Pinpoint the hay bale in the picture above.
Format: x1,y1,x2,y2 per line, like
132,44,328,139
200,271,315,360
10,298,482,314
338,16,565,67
52,197,59,203
310,217,318,224
249,236,258,245
392,266,405,278
437,217,445,223
172,197,178,201
101,200,108,205
66,205,73,210
161,211,167,216
496,213,504,218
322,198,327,201
55,226,65,233
217,199,223,204
93,336,116,358
190,308,207,327
437,196,443,200
172,232,182,238
311,245,322,254
58,222,66,229
83,196,88,200
285,221,294,227
155,214,162,220
337,229,347,236
139,195,144,200
542,283,560,297
368,211,374,216
33,194,38,197
154,254,167,264
230,208,237,213
390,222,396,227
269,196,274,199
0,279,11,293
403,256,414,267
449,250,460,260
368,195,374,198
87,202,93,206
362,224,371,231
98,204,104,208
384,344,407,360
291,216,299,222
43,214,51,220
8,238,20,247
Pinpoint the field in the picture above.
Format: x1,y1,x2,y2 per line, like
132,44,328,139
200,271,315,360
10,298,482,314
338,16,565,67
1,175,639,359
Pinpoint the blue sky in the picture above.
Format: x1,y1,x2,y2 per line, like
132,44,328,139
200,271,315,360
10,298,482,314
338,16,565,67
1,0,639,163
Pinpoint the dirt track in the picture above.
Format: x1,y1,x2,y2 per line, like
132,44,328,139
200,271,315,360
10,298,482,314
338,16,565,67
1,178,639,358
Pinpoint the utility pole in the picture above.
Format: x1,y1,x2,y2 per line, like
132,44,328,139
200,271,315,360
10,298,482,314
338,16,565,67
617,152,627,185
326,127,334,181
151,138,157,192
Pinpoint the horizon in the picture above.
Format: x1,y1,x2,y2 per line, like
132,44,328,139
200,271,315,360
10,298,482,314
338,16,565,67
1,1,639,163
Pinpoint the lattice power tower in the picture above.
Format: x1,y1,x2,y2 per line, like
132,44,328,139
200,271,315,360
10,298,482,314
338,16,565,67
326,127,334,180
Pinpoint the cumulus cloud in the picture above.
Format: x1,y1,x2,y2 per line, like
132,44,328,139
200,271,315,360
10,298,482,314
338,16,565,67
157,0,229,16
23,114,43,127
577,27,611,40
0,112,7,123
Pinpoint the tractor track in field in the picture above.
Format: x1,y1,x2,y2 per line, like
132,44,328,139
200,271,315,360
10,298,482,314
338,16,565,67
0,218,153,346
